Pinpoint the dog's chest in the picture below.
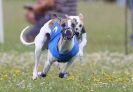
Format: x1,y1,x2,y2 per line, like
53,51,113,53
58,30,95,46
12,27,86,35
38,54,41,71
49,37,79,62
48,22,79,62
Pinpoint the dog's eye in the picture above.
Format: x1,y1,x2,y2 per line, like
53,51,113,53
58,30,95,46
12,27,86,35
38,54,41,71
71,23,75,28
79,24,82,28
61,23,66,27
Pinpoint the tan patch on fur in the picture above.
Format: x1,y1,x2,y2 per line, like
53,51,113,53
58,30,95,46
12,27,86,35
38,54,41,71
48,18,61,28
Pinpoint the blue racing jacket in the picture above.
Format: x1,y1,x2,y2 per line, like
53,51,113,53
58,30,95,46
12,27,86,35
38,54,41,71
48,22,79,62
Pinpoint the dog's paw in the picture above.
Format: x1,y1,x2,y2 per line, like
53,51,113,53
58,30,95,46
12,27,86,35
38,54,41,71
32,72,39,80
59,72,69,78
37,72,42,76
38,72,47,78
32,75,38,80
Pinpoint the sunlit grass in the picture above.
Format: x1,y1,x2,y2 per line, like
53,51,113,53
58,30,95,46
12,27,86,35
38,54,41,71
0,52,133,92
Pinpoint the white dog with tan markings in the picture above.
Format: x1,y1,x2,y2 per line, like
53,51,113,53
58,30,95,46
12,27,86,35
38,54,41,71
20,14,87,80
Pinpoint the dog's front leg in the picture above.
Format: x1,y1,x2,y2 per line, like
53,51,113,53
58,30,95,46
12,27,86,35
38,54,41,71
40,60,53,77
59,60,73,78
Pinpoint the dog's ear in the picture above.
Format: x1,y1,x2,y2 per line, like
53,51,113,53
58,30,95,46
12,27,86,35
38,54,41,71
61,23,66,28
65,14,69,18
65,14,71,20
79,13,84,21
61,19,67,27
59,18,67,27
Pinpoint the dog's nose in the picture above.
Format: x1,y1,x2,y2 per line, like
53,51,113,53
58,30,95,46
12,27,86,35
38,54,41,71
64,30,73,37
76,28,78,30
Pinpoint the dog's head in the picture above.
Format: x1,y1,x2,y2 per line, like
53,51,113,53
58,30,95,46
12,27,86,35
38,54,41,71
60,18,75,40
65,13,84,37
49,15,83,40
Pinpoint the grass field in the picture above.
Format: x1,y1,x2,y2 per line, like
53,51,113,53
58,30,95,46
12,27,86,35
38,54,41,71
1,0,133,92
1,52,133,92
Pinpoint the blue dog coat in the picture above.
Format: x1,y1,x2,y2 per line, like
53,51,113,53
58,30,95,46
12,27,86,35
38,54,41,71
48,22,79,62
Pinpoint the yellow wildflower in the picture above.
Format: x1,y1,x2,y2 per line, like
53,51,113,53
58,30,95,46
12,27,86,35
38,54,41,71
67,75,75,81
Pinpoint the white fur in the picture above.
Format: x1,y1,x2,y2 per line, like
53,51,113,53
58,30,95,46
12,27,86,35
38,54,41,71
79,33,87,57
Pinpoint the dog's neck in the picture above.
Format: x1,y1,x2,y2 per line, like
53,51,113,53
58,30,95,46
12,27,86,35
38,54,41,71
58,35,74,54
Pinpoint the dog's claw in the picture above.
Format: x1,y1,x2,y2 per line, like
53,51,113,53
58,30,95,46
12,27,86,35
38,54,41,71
38,72,46,78
59,72,69,78
32,76,38,80
32,72,38,80
41,73,46,77
59,73,65,78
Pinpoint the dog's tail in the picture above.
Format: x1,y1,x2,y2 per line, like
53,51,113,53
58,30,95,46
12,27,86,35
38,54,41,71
20,26,35,46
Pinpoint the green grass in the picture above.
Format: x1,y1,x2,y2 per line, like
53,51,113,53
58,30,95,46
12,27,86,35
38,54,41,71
1,1,133,92
0,52,133,92
0,0,33,52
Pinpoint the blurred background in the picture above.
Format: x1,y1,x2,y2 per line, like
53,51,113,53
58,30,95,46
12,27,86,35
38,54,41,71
0,0,132,53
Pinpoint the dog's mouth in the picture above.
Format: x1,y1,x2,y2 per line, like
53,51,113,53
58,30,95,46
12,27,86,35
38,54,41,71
62,28,74,40
75,31,80,37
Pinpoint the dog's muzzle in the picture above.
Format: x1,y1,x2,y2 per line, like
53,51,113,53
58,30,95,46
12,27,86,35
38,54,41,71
62,28,74,40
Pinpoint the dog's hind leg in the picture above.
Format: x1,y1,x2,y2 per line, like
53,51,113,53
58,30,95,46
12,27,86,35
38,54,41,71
32,45,43,80
59,60,73,78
